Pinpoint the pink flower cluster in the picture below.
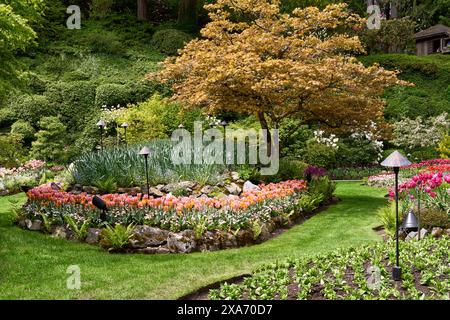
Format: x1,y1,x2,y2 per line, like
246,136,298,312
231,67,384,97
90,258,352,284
0,160,46,178
392,171,450,199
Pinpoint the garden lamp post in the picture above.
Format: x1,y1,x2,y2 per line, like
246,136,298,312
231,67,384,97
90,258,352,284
96,119,106,151
121,122,129,145
139,146,152,199
381,150,411,281
178,123,185,129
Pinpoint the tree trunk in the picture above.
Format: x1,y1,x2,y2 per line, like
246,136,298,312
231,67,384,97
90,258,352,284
137,0,149,21
258,112,272,157
177,0,197,26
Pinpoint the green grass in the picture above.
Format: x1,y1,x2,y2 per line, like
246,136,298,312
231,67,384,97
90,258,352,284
0,182,386,299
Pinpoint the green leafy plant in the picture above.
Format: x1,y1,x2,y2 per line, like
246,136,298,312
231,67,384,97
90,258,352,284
250,220,262,240
94,176,118,194
376,202,396,237
64,215,91,241
100,223,135,251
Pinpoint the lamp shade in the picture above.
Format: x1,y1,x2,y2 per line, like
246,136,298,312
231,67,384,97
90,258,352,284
219,120,227,127
96,120,106,128
121,122,129,128
92,195,107,211
380,151,411,168
178,124,185,129
402,209,419,231
139,146,152,157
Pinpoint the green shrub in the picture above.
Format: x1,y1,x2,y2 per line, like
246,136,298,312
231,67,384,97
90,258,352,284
261,158,308,183
419,208,450,229
115,94,179,143
437,134,450,159
95,83,131,108
78,31,125,56
302,139,337,169
94,176,118,194
377,202,396,237
44,81,96,132
10,120,35,142
100,223,135,251
0,134,27,167
8,94,53,127
0,108,15,127
31,117,67,163
297,193,324,213
336,136,381,167
309,176,335,201
151,29,193,55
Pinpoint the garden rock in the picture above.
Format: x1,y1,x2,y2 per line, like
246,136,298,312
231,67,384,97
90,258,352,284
52,226,67,239
198,231,221,251
225,183,241,195
167,232,196,253
200,185,215,195
419,228,428,239
149,187,164,198
258,225,271,242
29,220,42,231
135,247,170,254
405,231,418,241
431,227,443,238
82,186,99,194
131,226,170,248
231,172,240,181
446,229,450,236
86,228,102,244
236,230,254,246
243,181,261,193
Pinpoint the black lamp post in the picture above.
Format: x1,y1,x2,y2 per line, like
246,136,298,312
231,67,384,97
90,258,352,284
139,146,152,199
381,150,411,281
121,122,129,145
96,120,106,151
92,195,107,221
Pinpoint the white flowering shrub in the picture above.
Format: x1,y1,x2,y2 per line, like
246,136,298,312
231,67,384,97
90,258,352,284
314,130,339,150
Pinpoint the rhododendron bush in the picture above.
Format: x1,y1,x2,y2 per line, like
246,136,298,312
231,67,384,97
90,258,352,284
23,180,310,231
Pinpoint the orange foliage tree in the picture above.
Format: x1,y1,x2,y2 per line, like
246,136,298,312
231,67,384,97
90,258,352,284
152,0,410,143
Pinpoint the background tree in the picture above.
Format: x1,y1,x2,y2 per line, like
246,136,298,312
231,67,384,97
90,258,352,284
0,0,43,100
31,116,67,163
154,0,410,152
137,0,149,21
178,0,197,26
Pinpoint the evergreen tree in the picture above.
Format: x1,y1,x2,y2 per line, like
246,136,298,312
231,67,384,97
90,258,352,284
31,116,67,163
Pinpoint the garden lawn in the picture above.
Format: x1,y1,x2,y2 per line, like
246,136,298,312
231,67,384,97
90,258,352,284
0,182,386,299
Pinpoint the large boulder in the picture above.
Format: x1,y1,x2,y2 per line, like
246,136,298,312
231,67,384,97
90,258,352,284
236,229,254,246
200,185,215,195
197,231,221,252
242,181,261,193
167,231,196,253
131,225,170,248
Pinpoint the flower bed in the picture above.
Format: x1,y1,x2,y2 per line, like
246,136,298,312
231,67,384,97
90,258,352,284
209,237,450,300
19,179,335,253
0,160,49,196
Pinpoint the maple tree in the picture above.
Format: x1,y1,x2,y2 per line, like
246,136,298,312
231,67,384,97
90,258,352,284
152,0,410,148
